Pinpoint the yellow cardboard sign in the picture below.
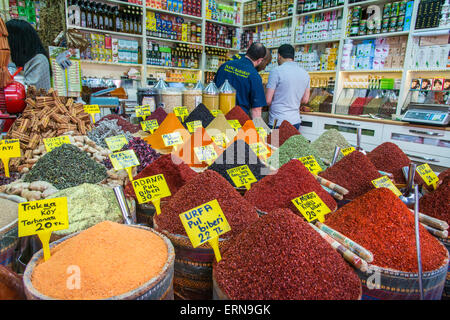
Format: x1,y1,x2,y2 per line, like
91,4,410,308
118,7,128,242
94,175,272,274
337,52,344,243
226,165,257,190
162,132,184,150
131,174,171,215
371,176,402,197
109,149,140,181
299,155,322,175
186,120,202,133
135,105,152,120
211,133,229,148
227,120,241,131
44,136,71,152
341,146,356,156
18,197,69,261
174,106,189,122
291,191,331,223
416,164,439,188
0,139,21,178
194,145,218,165
84,104,100,124
179,199,231,262
141,119,159,133
211,110,221,117
104,135,128,152
250,142,269,159
256,127,268,139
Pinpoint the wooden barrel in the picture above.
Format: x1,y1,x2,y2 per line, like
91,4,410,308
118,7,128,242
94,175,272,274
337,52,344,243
441,237,450,300
212,272,362,300
153,220,226,300
22,225,175,300
135,200,168,227
356,248,448,300
0,219,18,269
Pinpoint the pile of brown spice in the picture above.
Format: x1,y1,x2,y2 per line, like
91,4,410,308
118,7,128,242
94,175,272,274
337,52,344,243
419,179,450,225
154,170,259,239
214,209,361,300
325,188,448,272
319,151,382,200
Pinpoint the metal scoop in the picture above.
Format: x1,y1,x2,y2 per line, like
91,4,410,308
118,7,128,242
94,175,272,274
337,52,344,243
113,186,136,225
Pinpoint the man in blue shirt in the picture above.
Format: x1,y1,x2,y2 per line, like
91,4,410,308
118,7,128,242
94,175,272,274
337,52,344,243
214,43,268,118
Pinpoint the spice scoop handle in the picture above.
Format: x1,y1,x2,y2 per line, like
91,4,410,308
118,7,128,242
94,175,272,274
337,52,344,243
113,186,135,225
313,174,349,196
310,223,368,272
321,185,343,201
315,221,374,263
421,223,448,239
408,209,449,231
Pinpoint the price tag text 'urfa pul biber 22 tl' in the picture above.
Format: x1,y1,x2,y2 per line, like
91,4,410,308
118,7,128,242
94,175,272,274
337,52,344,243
179,199,231,262
131,174,171,215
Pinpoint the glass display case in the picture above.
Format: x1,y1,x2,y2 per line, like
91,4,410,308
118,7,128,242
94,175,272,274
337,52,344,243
303,76,335,113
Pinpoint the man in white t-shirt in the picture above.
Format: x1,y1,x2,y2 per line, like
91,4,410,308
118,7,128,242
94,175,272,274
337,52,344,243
265,44,310,129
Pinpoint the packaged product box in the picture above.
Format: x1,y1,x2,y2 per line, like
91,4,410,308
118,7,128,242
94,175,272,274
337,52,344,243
384,55,393,68
98,48,106,62
105,49,112,62
131,40,139,52
426,46,439,68
132,52,139,64
432,78,444,91
411,78,422,90
438,45,449,69
91,48,99,61
104,36,112,49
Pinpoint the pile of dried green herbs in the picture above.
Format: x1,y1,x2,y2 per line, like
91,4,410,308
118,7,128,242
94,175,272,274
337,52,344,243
24,144,107,190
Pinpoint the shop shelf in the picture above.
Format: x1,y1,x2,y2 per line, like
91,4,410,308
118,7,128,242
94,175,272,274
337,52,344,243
242,15,293,28
146,35,203,46
205,18,240,27
296,5,344,17
345,30,409,40
147,65,201,71
68,25,143,38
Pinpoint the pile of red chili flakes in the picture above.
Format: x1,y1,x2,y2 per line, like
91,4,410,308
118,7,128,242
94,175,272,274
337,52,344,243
154,170,259,239
319,150,382,200
213,209,361,300
325,188,448,273
419,178,450,225
266,120,301,148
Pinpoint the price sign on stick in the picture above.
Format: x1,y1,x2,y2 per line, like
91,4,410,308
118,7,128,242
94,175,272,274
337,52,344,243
179,199,231,262
135,105,152,120
131,174,171,215
0,139,21,178
256,127,268,139
416,164,439,189
211,110,221,117
83,104,100,124
174,106,189,122
291,191,331,223
341,147,356,156
226,165,257,190
162,132,184,151
371,176,402,197
18,197,69,261
186,120,202,133
194,145,218,165
211,133,229,148
44,136,71,152
105,135,128,152
250,142,269,160
227,120,241,131
141,119,159,133
109,149,140,181
299,155,323,175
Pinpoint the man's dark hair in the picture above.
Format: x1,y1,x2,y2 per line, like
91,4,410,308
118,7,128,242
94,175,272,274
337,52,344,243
6,19,50,70
246,42,267,61
278,44,295,60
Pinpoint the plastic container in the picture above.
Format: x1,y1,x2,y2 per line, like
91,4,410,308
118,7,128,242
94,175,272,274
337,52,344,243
160,88,183,114
22,225,175,300
203,82,220,111
153,79,169,109
182,89,203,112
137,87,158,112
219,80,236,115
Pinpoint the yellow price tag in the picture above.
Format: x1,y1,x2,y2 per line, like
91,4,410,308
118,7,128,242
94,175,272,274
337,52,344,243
341,147,356,156
291,191,331,223
84,104,100,124
109,149,140,181
18,197,69,261
371,176,402,197
0,139,21,178
416,164,439,189
186,120,202,133
194,145,218,165
104,135,128,152
135,105,152,120
131,174,172,215
141,119,159,133
299,155,322,175
211,110,222,117
250,142,269,159
227,120,241,131
211,133,229,148
226,165,257,190
179,199,231,262
174,106,189,122
256,127,268,139
162,132,184,148
44,136,71,153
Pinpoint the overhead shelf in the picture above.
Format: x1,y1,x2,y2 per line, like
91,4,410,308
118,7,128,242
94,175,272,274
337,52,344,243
412,26,450,37
68,25,143,38
145,6,203,20
345,30,409,40
294,38,341,45
80,60,142,67
242,15,293,28
106,0,143,8
147,65,201,71
205,44,240,51
205,18,240,27
296,5,345,17
340,68,403,73
347,0,394,8
307,70,337,73
146,35,203,46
